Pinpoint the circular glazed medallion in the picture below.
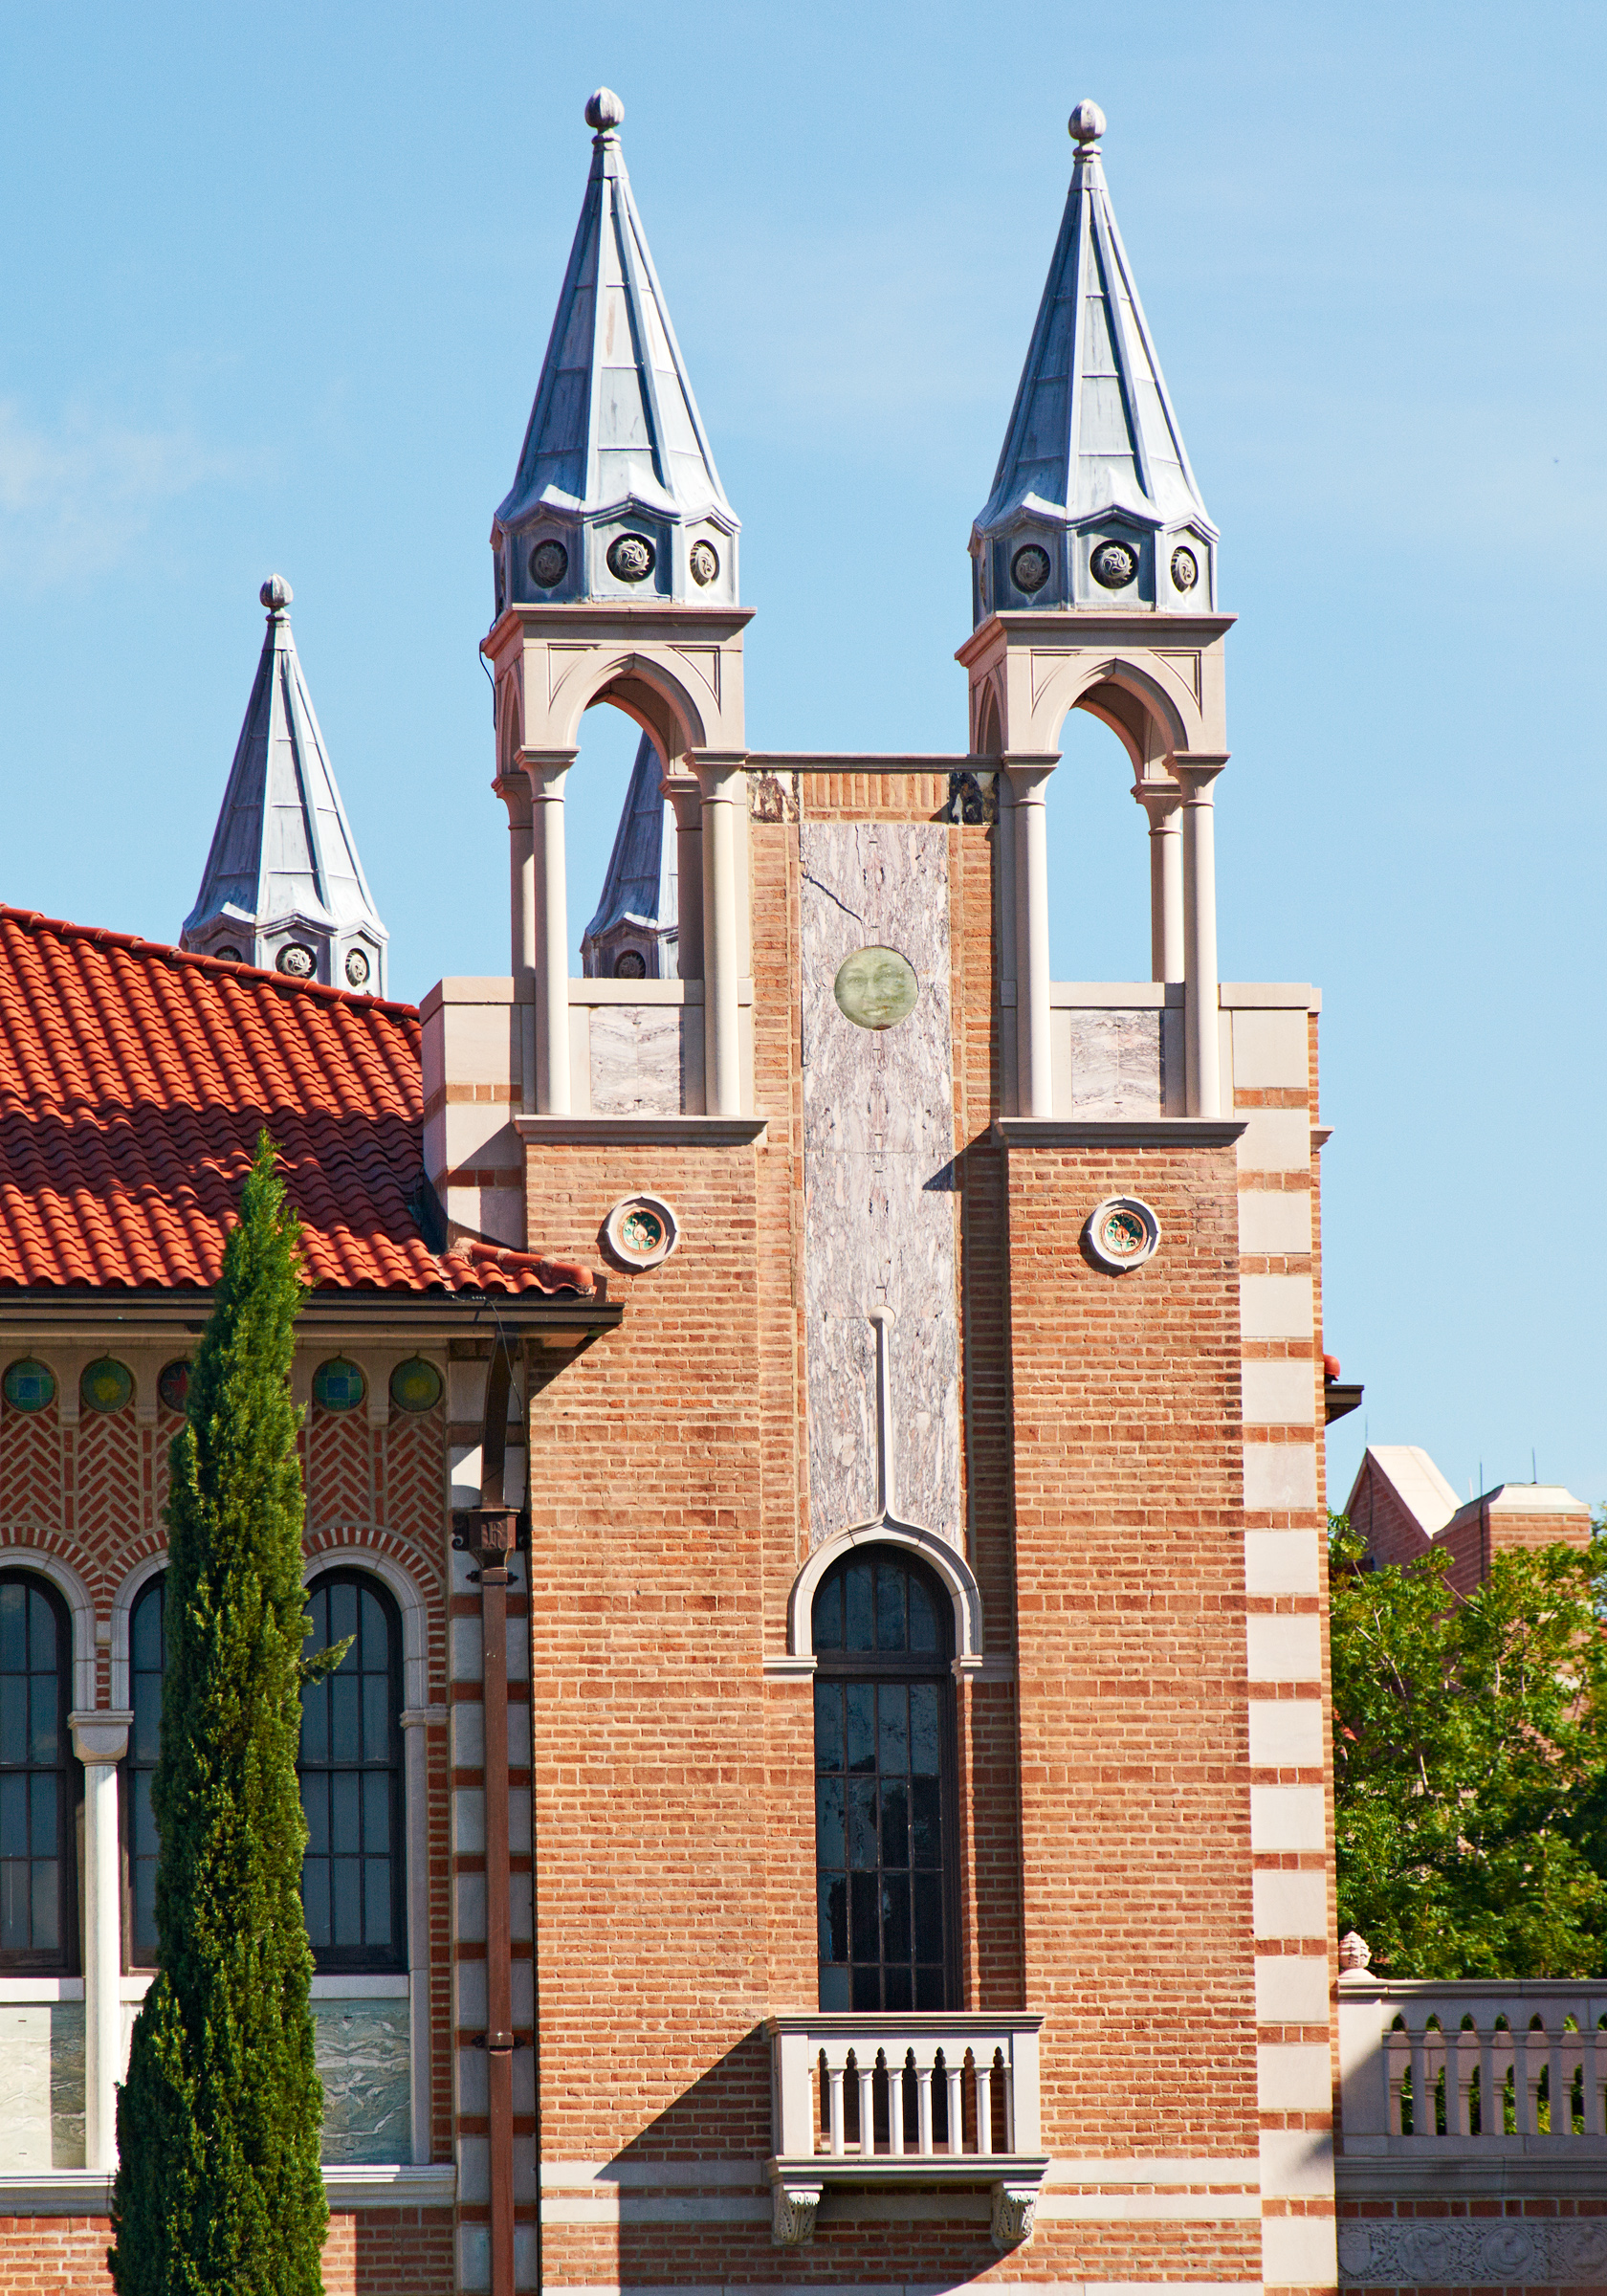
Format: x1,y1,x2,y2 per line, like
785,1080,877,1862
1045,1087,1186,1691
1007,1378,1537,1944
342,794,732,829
312,1358,366,1412
531,538,568,587
604,1194,679,1271
1084,1195,1161,1271
81,1358,134,1413
689,540,719,586
276,943,316,979
1090,538,1138,589
157,1359,191,1414
389,1358,444,1414
1170,544,1200,593
1012,543,1051,594
606,533,655,584
833,946,919,1031
344,948,371,988
2,1358,56,1413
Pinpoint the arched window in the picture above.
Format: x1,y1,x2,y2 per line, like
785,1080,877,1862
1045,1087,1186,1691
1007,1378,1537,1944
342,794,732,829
0,1572,78,1972
812,1548,956,2014
299,1572,405,1973
122,1573,166,1967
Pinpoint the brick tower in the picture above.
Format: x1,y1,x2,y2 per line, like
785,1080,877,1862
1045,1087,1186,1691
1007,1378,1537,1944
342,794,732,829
436,85,1338,2296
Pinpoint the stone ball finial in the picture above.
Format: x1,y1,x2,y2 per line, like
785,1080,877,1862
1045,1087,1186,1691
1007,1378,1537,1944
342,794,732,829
260,574,293,611
585,87,624,133
1339,1931,1372,1973
1068,99,1107,146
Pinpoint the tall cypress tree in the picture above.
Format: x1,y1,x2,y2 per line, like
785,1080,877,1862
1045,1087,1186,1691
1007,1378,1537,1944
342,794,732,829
111,1133,333,2296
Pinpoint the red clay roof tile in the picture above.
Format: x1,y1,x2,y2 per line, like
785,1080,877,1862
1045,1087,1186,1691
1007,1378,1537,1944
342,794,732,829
0,908,589,1300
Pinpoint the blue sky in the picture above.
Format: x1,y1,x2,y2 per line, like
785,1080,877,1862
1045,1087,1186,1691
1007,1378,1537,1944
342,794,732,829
1,4,1603,1511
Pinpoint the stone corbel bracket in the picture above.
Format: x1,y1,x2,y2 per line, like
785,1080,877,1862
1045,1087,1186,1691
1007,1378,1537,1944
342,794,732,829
990,2178,1040,2251
771,2177,824,2246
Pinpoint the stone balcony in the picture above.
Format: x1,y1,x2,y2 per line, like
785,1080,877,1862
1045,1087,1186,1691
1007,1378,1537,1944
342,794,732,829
766,2011,1047,2249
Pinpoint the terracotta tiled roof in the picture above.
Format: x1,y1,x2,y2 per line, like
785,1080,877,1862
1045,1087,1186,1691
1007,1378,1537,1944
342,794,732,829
0,908,591,1298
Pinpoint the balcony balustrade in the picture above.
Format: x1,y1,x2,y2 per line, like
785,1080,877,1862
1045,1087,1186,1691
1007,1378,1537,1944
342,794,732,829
765,2012,1046,2249
1339,1971,1607,2154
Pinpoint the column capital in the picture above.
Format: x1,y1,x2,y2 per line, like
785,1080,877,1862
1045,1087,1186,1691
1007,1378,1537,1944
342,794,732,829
1171,749,1229,794
1001,752,1059,800
70,1711,133,1766
517,746,579,799
689,750,748,801
493,769,532,827
1132,774,1184,828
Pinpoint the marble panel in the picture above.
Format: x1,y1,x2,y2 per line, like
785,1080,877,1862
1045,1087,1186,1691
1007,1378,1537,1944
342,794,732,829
800,823,960,1548
0,1999,83,2169
588,1004,683,1115
315,1996,411,2165
1067,1007,1163,1117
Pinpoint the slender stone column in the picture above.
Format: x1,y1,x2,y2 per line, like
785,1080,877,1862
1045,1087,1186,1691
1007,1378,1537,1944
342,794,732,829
693,755,746,1116
1174,753,1229,1117
494,771,536,984
70,1710,132,2174
663,772,704,984
519,750,576,1115
1003,758,1057,1119
1132,774,1185,982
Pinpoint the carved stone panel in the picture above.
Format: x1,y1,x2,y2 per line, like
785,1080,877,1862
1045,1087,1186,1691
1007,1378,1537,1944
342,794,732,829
1340,2214,1607,2286
1067,1007,1163,1117
800,823,960,1548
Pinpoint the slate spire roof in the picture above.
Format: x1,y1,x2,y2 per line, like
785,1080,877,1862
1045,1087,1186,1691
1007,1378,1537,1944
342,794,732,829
181,578,389,995
971,101,1218,619
581,731,677,979
492,89,738,610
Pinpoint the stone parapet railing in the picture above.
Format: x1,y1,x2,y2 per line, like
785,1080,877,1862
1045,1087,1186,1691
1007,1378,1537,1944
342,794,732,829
765,2011,1046,2250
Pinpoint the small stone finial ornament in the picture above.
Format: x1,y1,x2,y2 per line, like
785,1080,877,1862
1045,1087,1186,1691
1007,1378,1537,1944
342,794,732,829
1068,99,1106,146
260,574,293,612
585,87,624,132
1339,1931,1372,1973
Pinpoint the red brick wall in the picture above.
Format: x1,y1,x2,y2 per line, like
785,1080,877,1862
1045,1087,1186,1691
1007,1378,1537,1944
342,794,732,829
0,2209,452,2296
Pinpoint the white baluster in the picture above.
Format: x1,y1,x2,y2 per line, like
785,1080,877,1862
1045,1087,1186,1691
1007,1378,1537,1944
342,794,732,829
1517,2023,1537,2136
946,2055,964,2155
976,2058,994,2157
1408,2024,1428,2136
1550,2021,1569,2139
1481,2024,1502,2141
827,2060,846,2158
1453,2022,1473,2136
889,2054,906,2156
1590,2024,1606,2138
915,2057,934,2155
857,2057,875,2156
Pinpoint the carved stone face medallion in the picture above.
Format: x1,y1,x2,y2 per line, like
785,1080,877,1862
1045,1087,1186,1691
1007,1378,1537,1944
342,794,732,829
1011,542,1051,594
606,533,655,583
689,540,718,586
1090,538,1138,589
612,948,647,980
531,538,568,587
1170,544,1199,592
344,947,371,987
275,943,316,979
833,945,919,1031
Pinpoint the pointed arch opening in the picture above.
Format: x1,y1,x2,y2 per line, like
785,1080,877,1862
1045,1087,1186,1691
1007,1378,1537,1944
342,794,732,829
1042,702,1154,983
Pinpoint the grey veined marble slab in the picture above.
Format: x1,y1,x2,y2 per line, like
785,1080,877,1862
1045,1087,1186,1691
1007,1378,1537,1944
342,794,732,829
0,1999,83,2170
588,1004,684,1115
315,1997,411,2165
1066,1007,1163,1116
800,823,960,1550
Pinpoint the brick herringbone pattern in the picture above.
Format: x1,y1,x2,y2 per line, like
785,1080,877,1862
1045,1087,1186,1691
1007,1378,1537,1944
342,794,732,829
308,1407,373,1529
0,1401,61,1534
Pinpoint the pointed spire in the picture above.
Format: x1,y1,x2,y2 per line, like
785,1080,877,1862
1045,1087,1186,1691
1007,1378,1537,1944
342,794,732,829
581,731,678,979
971,101,1218,621
492,88,738,614
181,579,389,993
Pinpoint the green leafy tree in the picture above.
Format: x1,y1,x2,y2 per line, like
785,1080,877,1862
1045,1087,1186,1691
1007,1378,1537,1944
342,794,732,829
1331,1515,1607,1978
111,1134,337,2296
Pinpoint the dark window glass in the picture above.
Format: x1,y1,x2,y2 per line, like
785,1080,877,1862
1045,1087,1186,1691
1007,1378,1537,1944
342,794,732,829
811,1549,956,2013
0,1574,77,1971
298,1573,405,1972
122,1575,166,1965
